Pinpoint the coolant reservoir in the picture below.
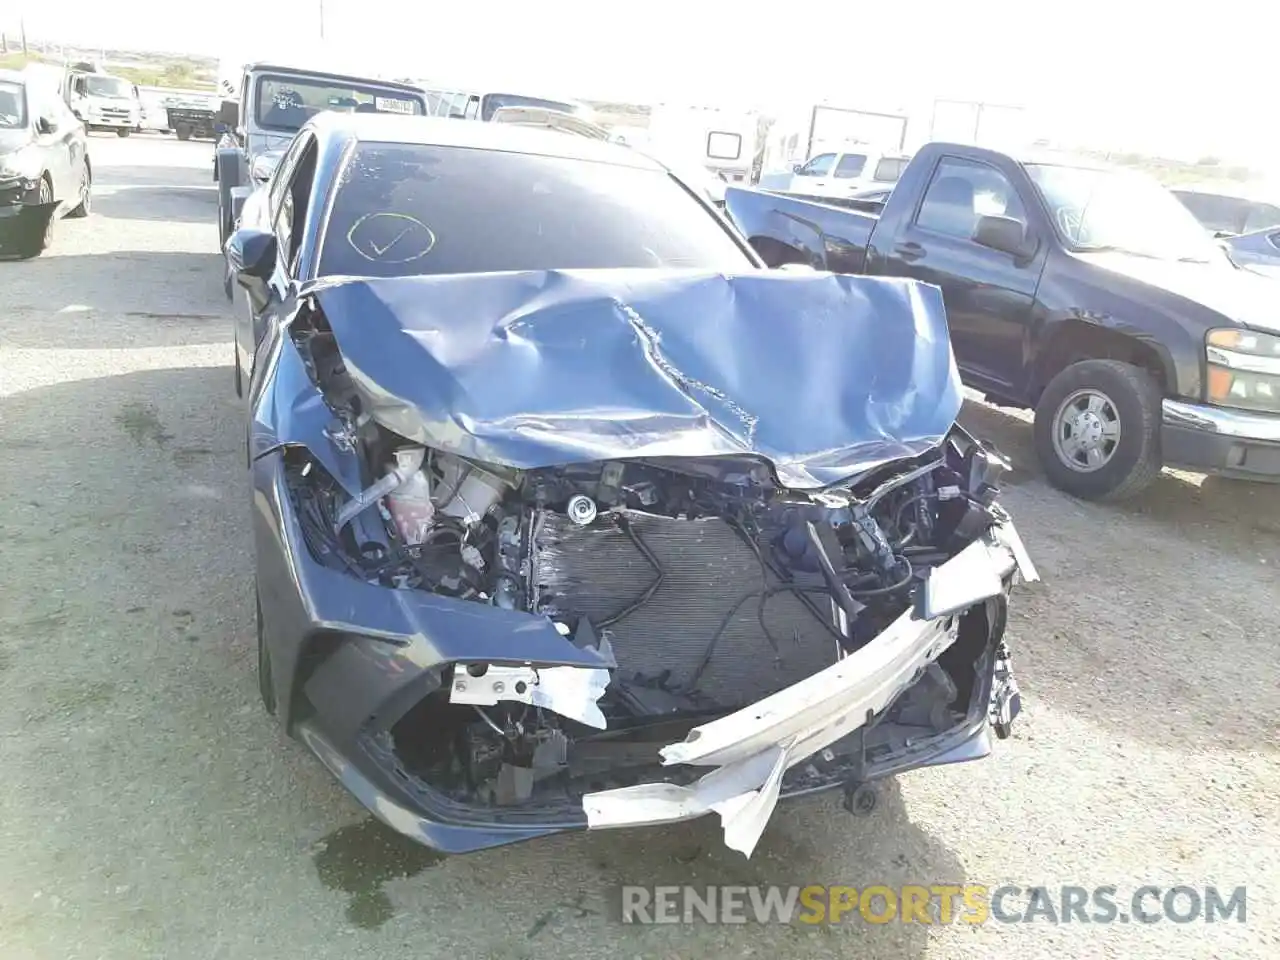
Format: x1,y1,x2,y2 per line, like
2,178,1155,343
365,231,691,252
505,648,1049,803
385,450,434,545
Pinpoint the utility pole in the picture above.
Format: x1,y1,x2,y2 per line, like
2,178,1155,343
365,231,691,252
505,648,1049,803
318,0,325,39
21,16,29,56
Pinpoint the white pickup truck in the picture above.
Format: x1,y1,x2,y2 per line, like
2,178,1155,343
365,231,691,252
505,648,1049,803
780,148,909,200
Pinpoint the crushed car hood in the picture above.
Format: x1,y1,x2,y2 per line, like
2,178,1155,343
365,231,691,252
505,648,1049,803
307,269,961,489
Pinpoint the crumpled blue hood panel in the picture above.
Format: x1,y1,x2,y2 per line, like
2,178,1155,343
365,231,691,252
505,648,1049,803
307,269,961,489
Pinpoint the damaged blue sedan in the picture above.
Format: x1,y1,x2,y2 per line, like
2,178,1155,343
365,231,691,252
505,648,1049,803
225,113,1037,857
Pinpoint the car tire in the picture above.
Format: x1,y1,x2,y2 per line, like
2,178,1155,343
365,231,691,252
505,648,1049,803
67,163,92,218
1033,359,1163,501
233,336,243,397
217,189,229,248
116,128,130,137
176,123,191,141
15,177,56,259
256,589,277,715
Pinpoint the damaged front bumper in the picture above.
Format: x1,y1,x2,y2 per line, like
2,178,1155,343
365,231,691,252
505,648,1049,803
255,450,1035,855
0,179,54,256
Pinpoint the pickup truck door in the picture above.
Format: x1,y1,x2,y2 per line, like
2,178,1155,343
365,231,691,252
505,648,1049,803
826,151,870,197
879,154,1044,393
790,152,836,194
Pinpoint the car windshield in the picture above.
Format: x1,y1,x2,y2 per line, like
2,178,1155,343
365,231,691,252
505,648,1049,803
1027,163,1219,262
318,142,751,278
0,81,25,128
85,76,132,98
255,75,426,133
479,93,578,123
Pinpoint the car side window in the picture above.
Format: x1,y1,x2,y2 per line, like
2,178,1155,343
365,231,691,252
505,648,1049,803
915,157,1026,241
833,154,868,179
873,157,907,182
272,137,318,276
799,153,835,177
267,135,308,223
1268,232,1280,252
1243,203,1280,234
25,85,49,130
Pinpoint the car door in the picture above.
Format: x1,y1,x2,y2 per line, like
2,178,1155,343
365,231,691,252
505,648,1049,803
826,152,869,197
790,152,836,194
880,154,1045,393
55,98,88,194
235,132,316,387
27,86,73,198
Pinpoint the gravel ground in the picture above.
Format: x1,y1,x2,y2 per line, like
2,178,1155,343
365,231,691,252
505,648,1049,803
1,135,1277,960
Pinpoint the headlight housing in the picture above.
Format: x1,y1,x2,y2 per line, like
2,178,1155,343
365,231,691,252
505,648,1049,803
1205,328,1280,413
0,148,41,182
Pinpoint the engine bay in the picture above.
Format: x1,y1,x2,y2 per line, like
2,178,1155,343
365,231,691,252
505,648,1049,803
283,306,1020,812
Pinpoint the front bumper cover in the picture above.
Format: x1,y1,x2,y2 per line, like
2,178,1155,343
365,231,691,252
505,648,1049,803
0,180,55,254
255,446,1035,854
1162,398,1280,482
582,523,1036,855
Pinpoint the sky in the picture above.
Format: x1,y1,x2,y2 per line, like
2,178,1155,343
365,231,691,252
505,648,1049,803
5,0,1279,165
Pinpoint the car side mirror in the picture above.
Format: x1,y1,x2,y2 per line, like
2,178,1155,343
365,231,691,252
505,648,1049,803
226,226,277,285
37,116,57,135
973,215,1036,259
792,163,804,174
250,154,279,184
218,100,239,128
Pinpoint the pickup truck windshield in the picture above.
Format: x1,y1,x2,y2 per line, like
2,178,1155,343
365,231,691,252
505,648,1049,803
480,93,578,122
1026,163,1219,263
84,76,133,98
319,142,751,278
255,76,425,133
0,81,25,128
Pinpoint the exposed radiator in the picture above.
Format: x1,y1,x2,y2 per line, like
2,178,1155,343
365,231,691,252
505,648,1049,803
530,510,838,706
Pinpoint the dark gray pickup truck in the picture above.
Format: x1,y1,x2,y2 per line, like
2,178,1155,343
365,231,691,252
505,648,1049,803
727,142,1280,500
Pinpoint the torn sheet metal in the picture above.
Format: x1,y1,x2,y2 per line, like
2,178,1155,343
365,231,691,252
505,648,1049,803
306,269,961,489
583,527,1029,856
450,652,612,730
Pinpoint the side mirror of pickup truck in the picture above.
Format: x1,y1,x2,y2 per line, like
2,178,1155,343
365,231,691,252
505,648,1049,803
973,215,1036,260
218,99,239,129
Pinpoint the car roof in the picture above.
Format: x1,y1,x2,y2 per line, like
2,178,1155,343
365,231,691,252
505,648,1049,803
0,68,25,84
244,63,424,94
308,112,665,170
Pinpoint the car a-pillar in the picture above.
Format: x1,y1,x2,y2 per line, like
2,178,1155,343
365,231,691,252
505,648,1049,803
1030,324,1167,501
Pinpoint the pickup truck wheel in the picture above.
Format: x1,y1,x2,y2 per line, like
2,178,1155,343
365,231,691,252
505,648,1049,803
176,123,191,141
116,128,130,138
1034,359,1162,501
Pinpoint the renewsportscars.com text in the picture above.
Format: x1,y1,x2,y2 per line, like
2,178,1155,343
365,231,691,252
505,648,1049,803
619,884,1247,925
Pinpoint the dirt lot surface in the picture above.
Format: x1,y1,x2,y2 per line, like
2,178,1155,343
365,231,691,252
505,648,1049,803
1,135,1277,960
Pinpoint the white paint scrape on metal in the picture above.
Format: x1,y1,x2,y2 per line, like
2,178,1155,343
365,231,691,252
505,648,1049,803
583,526,1032,857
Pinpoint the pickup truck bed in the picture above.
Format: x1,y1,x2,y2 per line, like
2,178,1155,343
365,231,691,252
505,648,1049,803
725,142,1280,500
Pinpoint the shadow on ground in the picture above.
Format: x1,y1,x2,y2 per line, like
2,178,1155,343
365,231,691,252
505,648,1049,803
959,398,1280,544
960,398,1279,755
90,160,218,189
313,780,961,956
0,252,232,347
92,184,218,224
